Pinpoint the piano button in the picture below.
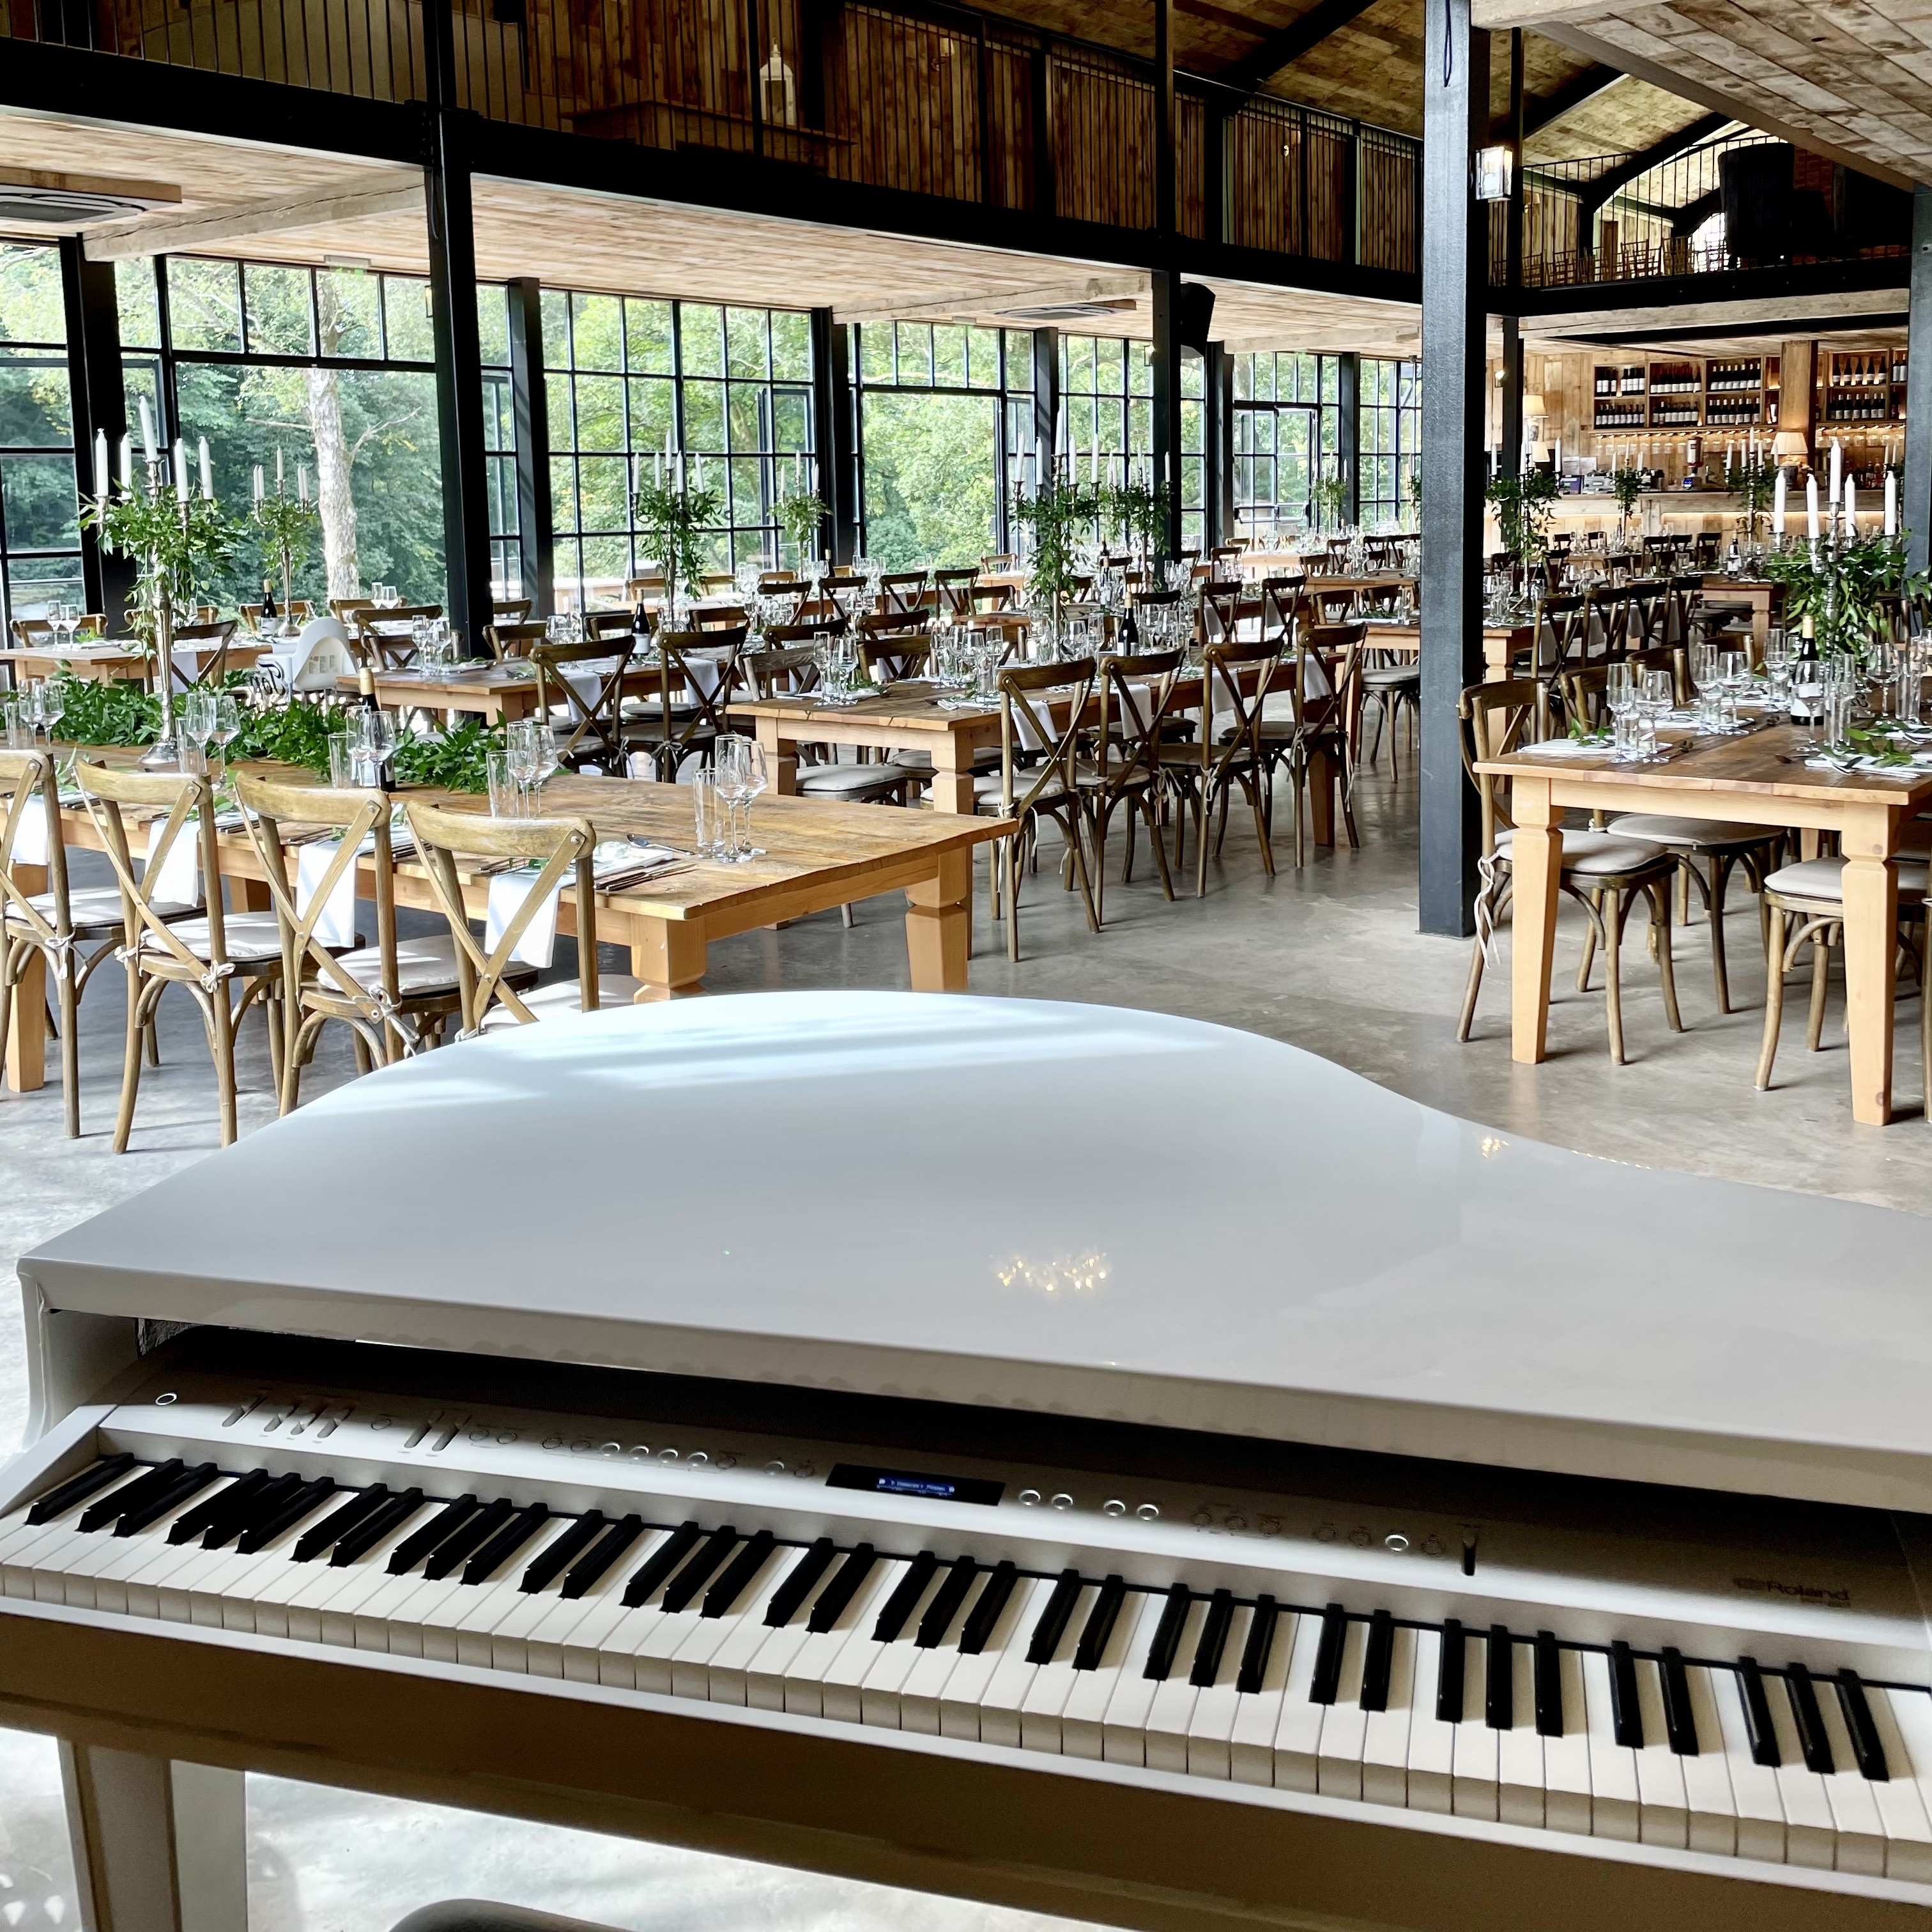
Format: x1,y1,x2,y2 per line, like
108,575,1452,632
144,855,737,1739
1541,1645,1593,1837
806,1543,877,1634
1188,1588,1235,1691
387,1494,482,1576
707,1549,831,1706
1061,1587,1152,1761
79,1459,185,1533
1834,1671,1889,1782
763,1537,836,1629
1435,1616,1466,1724
702,1528,775,1619
871,1551,939,1645
1018,1583,1102,1754
1359,1620,1416,1809
957,1560,1017,1657
1659,1646,1698,1756
1270,1609,1326,1793
1496,1639,1544,1829
294,1485,391,1564
619,1519,702,1608
656,1523,739,1616
1608,1639,1643,1751
1229,1608,1297,1788
1235,1593,1278,1697
1784,1662,1836,1776
518,1510,605,1595
855,1563,953,1727
461,1501,550,1585
1308,1603,1349,1706
780,1556,904,1721
562,1515,645,1600
332,1489,425,1567
167,1469,269,1545
1071,1574,1126,1673
1025,1568,1083,1665
1736,1656,1781,1767
1872,1690,1932,1882
1581,1649,1639,1841
1533,1630,1563,1738
670,1541,791,1699
1359,1607,1394,1714
914,1554,979,1650
422,1498,515,1583
235,1477,337,1556
1135,1597,1213,1770
26,1453,137,1525
1449,1627,1498,1821
1631,1657,1689,1848
1810,1682,1888,1876
1483,1625,1513,1732
1712,1664,1785,1863
112,1462,218,1537
1676,1664,1738,1857
1314,1617,1370,1799
939,1571,1039,1742
1140,1583,1192,1683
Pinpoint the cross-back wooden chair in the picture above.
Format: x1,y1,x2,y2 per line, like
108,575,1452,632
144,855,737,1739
330,597,376,628
691,603,749,632
530,638,637,770
1256,625,1361,865
583,610,637,643
859,632,930,686
625,627,744,780
1627,579,1669,652
1322,537,1353,572
73,757,286,1149
493,598,533,623
742,644,820,698
976,657,1100,961
934,567,978,617
240,601,316,632
168,618,241,693
879,571,929,618
971,582,1016,615
1162,639,1279,896
1089,648,1183,923
402,801,641,1031
486,620,548,661
351,605,443,671
1201,586,1254,646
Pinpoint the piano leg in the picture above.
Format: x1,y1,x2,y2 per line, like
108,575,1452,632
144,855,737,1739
58,1744,246,1932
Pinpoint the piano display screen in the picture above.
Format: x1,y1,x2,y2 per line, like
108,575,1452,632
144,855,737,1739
827,1464,1004,1506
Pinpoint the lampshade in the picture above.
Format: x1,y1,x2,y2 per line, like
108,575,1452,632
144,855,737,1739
1772,431,1809,459
1522,392,1548,418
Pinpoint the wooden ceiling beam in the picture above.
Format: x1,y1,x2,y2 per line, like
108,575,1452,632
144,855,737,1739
1574,111,1731,222
1219,0,1385,100
1517,61,1621,137
831,273,1149,327
82,167,425,262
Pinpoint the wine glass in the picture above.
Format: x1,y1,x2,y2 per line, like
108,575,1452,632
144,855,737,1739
1717,649,1749,732
27,677,65,747
349,705,397,787
506,717,557,812
209,693,241,773
713,733,767,861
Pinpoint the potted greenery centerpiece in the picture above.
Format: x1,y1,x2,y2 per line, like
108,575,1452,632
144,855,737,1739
1609,466,1644,547
1011,474,1101,651
1101,475,1171,565
1725,454,1778,544
252,474,319,622
774,477,827,571
632,461,724,623
1312,473,1349,537
1485,466,1560,564
1763,530,1924,660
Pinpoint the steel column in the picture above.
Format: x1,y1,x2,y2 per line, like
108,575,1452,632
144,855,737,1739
59,236,132,631
1032,327,1061,481
1203,341,1233,548
1499,314,1522,482
1154,0,1176,237
1905,185,1932,576
1151,273,1184,560
505,275,554,618
1337,349,1360,526
811,309,859,564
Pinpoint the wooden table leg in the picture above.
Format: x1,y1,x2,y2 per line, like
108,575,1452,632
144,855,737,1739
1507,779,1561,1064
630,919,709,1001
757,717,799,797
1840,830,1899,1126
905,848,972,992
926,749,975,816
4,859,47,1092
230,877,271,912
1305,744,1337,847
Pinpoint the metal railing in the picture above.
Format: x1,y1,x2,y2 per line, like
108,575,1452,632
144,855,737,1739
6,0,1423,275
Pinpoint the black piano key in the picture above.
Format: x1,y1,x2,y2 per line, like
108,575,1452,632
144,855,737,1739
1308,1604,1349,1706
1609,1641,1643,1750
658,1524,739,1614
1660,1647,1699,1756
1736,1657,1781,1767
916,1554,981,1650
1784,1663,1836,1775
1142,1583,1192,1683
520,1510,605,1594
1026,1569,1084,1665
113,1462,218,1536
959,1560,1017,1655
806,1543,876,1633
461,1502,551,1584
294,1485,392,1565
80,1459,183,1533
424,1498,515,1582
1835,1671,1889,1782
1190,1589,1235,1690
620,1520,701,1608
1360,1609,1395,1713
1073,1575,1126,1671
1236,1595,1278,1695
333,1488,425,1567
764,1537,836,1628
702,1528,776,1619
387,1494,481,1575
28,1453,136,1525
1437,1620,1466,1723
1485,1625,1514,1731
168,1469,270,1545
236,1477,337,1555
1533,1630,1563,1738
872,1550,939,1642
202,1471,302,1551
564,1515,645,1599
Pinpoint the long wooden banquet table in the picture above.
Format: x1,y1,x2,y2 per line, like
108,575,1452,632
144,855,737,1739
3,757,1009,1094
1476,724,1932,1125
1,639,268,690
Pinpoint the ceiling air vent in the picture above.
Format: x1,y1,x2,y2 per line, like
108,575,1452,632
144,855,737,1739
995,298,1140,322
0,185,162,226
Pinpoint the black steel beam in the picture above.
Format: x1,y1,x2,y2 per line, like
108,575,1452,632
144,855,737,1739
1551,310,1908,346
505,276,553,620
1905,185,1932,577
1498,316,1522,482
1150,272,1183,560
1031,328,1061,493
1220,0,1380,98
1517,62,1619,140
1504,252,1906,316
59,237,133,632
811,311,859,565
1154,0,1176,238
1575,112,1730,227
1203,341,1232,547
1336,351,1360,525
1418,0,1489,939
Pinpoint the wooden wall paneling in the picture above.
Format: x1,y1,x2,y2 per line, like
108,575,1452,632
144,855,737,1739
1358,134,1414,271
1177,89,1204,239
1053,47,1154,229
986,37,1033,209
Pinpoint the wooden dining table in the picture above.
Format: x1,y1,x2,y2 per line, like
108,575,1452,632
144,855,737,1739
1475,724,1932,1125
732,687,1001,814
1,640,268,689
2,760,1009,1096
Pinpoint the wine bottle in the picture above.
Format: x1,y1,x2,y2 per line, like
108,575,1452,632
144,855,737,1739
1119,604,1140,648
356,665,396,793
260,576,278,631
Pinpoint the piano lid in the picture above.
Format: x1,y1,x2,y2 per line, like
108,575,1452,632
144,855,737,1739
20,993,1932,1512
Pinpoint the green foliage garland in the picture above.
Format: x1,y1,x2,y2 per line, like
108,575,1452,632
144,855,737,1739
84,482,240,647
632,477,725,599
1761,535,1926,659
1009,477,1101,603
775,485,827,561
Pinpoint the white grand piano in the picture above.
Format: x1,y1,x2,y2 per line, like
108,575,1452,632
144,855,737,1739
7,992,1932,1932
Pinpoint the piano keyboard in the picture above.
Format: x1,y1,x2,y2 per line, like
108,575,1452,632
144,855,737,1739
9,1369,1932,1889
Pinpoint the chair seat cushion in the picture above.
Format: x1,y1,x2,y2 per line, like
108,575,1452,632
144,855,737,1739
1606,814,1781,848
796,763,910,800
974,770,1068,808
332,933,464,999
480,974,645,1027
1362,665,1421,687
1763,855,1930,901
139,910,282,964
7,886,192,934
1493,829,1669,877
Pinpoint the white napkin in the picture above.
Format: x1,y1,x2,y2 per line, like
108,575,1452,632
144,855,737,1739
1519,737,1610,756
10,795,49,864
485,866,561,968
296,839,357,947
145,816,199,907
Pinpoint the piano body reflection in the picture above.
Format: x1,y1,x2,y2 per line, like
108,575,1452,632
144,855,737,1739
8,992,1932,1932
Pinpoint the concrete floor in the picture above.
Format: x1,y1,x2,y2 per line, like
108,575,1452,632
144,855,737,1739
1,754,1926,1929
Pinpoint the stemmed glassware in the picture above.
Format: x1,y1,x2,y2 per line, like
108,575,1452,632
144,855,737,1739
1715,648,1750,732
1761,629,1791,716
20,678,66,747
814,634,861,705
712,734,767,861
45,601,79,651
348,705,397,788
505,717,558,813
208,692,241,773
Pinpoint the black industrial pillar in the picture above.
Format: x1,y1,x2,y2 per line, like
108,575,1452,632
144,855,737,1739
1032,326,1060,481
810,310,859,564
1337,350,1360,526
59,236,132,631
1150,272,1183,559
1203,341,1233,548
1498,316,1522,482
1906,185,1932,576
1153,0,1176,238
505,277,553,618
1418,0,1490,937
1496,31,1526,486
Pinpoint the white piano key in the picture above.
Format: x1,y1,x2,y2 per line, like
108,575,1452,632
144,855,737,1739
386,1571,475,1663
900,1571,996,1737
709,1551,848,1709
180,1492,342,1629
448,1517,583,1669
1360,1621,1415,1810
1450,1631,1498,1822
1108,1597,1204,1768
974,1576,1055,1749
1144,1600,1213,1774
1403,1626,1456,1816
851,1564,950,1728
1710,1666,1786,1864
1018,1584,1102,1755
549,1528,680,1681
1766,1674,1836,1869
775,1558,903,1719
1873,1690,1932,1883
820,1559,922,1724
1813,1686,1887,1876
1270,1609,1325,1794
1061,1590,1152,1762
939,1574,1041,1743
1496,1641,1544,1829
121,1528,217,1620
1542,1646,1593,1837
328,1533,446,1647
1579,1649,1638,1842
260,1536,390,1642
486,1529,609,1675
1315,1620,1369,1801
1183,1603,1252,1782
70,1518,185,1614
1678,1665,1738,1858
1631,1657,1689,1849
669,1546,792,1701
1229,1608,1296,1788
0,1514,95,1597
622,1541,750,1696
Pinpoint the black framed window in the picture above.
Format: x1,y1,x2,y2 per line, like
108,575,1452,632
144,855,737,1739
1359,357,1420,526
1232,351,1349,541
1059,334,1205,549
0,241,83,629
